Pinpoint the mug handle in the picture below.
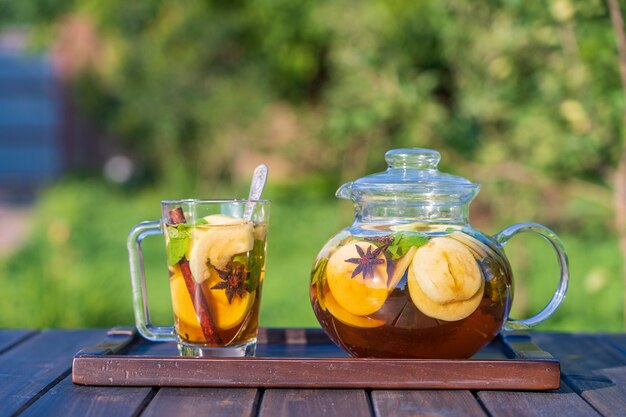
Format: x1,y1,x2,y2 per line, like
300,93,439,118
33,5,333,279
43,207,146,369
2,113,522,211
493,222,569,330
127,220,176,341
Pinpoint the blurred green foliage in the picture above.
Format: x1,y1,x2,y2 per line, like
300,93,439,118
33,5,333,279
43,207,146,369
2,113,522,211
0,0,624,330
0,180,345,328
0,180,622,331
1,0,621,184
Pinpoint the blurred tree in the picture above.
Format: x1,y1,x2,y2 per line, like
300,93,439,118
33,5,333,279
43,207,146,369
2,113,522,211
607,0,626,326
1,0,625,330
0,0,622,227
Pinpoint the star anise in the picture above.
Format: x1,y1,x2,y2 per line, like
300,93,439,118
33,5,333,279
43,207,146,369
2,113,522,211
211,262,249,304
345,244,386,279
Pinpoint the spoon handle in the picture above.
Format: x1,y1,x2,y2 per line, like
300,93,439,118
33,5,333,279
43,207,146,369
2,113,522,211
244,164,268,220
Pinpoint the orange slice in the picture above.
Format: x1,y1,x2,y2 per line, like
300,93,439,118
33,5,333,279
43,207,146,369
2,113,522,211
204,267,254,330
169,269,205,341
170,265,253,334
326,242,388,316
324,291,385,328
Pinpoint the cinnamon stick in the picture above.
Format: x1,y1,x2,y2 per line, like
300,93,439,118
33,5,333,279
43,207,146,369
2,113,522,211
169,207,223,345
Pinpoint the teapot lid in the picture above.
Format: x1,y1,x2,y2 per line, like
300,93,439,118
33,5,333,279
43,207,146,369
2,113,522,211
336,148,479,203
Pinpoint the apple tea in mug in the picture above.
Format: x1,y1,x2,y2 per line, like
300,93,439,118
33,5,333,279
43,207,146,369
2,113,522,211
165,209,267,349
128,199,270,357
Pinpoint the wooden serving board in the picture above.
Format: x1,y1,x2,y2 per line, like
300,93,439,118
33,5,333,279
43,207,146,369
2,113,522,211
72,327,560,390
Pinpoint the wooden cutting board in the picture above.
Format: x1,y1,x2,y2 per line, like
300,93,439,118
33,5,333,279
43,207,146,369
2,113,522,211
72,327,560,390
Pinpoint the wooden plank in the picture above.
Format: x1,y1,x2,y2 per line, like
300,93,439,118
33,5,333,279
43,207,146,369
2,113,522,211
530,333,626,417
258,328,338,345
585,365,626,417
531,333,626,391
445,333,602,417
75,327,137,356
125,329,348,359
579,384,626,417
371,390,487,417
18,375,153,417
0,329,106,416
604,333,626,357
259,389,371,417
598,365,626,384
73,328,559,390
142,388,259,417
574,358,626,417
72,355,560,389
0,329,37,354
478,383,602,417
501,333,556,360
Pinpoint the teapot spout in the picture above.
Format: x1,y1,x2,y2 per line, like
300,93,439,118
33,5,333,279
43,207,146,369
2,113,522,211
336,182,354,200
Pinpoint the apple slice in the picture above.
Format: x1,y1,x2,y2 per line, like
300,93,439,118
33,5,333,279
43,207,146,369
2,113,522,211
410,237,482,304
408,263,484,321
387,246,418,291
188,215,254,283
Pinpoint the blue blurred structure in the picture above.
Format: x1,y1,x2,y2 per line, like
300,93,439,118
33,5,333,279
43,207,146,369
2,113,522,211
0,30,61,200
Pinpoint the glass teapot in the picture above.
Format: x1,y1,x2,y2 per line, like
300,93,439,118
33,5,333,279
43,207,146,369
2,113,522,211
309,148,568,359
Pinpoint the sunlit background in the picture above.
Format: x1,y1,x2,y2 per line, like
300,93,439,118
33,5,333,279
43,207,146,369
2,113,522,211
0,0,624,331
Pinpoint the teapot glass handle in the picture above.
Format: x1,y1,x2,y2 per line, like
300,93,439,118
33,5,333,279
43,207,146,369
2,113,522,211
494,222,569,330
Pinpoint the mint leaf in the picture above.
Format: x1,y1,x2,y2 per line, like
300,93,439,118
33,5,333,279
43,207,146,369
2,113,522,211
387,244,403,258
165,222,210,266
399,234,429,248
167,225,181,239
232,253,248,265
245,239,265,293
167,223,192,239
389,233,429,259
167,237,188,265
195,218,208,225
165,223,193,265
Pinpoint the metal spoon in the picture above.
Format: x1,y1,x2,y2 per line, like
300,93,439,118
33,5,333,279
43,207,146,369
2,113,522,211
244,164,268,221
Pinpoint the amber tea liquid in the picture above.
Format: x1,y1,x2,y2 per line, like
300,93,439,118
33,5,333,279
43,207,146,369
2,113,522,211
166,219,267,348
310,226,511,359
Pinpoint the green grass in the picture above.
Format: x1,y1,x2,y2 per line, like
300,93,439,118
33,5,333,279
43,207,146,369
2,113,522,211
0,179,623,332
505,232,624,332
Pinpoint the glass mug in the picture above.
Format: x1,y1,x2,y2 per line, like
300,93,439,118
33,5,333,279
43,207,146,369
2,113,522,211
127,199,270,356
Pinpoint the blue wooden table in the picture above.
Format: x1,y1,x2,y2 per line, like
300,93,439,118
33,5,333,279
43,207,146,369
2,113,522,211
1,328,625,417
